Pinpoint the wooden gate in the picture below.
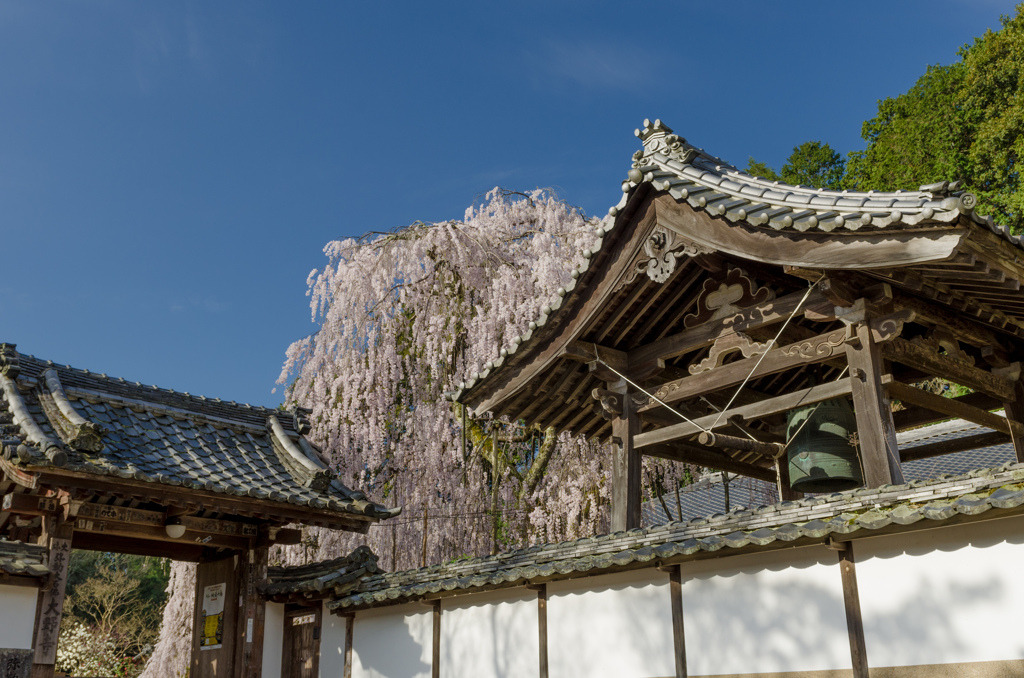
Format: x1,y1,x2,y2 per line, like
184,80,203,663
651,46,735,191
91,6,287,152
281,602,321,678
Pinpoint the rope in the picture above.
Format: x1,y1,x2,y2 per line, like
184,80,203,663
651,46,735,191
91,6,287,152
711,275,825,429
592,346,711,434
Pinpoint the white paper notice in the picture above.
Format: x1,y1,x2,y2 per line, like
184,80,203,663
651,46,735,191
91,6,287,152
201,583,226,650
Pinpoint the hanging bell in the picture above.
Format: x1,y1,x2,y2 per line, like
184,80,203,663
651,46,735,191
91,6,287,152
786,397,863,493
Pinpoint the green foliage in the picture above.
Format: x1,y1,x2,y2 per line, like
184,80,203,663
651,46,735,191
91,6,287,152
60,551,169,675
744,157,780,181
744,142,845,189
844,63,968,194
781,141,846,189
846,4,1024,234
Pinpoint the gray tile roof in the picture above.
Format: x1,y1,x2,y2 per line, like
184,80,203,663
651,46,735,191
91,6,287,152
268,461,1024,612
0,540,49,579
643,418,1017,525
0,345,398,522
264,545,381,597
451,119,1019,407
618,119,1018,245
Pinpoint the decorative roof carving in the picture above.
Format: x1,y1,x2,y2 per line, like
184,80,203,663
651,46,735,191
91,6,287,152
40,368,106,452
684,268,775,329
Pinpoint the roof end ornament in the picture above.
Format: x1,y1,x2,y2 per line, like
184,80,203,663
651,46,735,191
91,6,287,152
41,368,106,452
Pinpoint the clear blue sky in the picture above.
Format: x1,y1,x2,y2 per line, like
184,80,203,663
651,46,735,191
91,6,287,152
1,1,1017,407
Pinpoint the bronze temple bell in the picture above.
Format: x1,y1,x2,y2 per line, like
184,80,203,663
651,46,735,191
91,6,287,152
786,398,864,493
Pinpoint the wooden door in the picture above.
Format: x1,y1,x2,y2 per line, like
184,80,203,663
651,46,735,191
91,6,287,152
282,602,321,678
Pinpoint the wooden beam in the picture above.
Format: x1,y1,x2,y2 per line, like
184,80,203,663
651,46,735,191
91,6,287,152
1,493,59,517
73,516,252,551
635,378,853,448
71,530,204,561
885,380,1020,438
838,543,869,678
668,566,687,678
881,337,1016,401
611,391,641,532
644,443,777,483
846,322,904,487
628,287,830,369
900,431,1012,463
697,431,785,459
892,391,1003,431
33,471,375,533
636,328,850,413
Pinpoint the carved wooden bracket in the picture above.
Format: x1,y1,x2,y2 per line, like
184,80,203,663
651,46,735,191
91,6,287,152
684,268,775,328
618,225,714,291
591,388,623,420
911,327,974,366
689,332,769,375
781,328,849,360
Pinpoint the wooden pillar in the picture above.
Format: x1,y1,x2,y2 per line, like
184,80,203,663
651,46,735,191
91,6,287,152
837,543,869,678
342,615,354,678
668,566,687,678
846,322,904,487
1005,379,1024,463
30,515,72,678
611,388,641,531
431,600,441,678
774,458,803,501
235,546,269,678
529,584,548,678
192,554,239,678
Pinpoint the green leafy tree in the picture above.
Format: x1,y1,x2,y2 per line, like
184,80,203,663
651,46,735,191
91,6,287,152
844,63,968,195
744,157,780,181
845,4,1024,233
781,141,845,189
744,142,845,189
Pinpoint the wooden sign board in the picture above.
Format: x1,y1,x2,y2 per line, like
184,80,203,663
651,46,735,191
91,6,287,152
33,538,71,664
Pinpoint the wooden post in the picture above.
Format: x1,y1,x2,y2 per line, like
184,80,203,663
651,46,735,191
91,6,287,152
431,600,441,678
30,515,72,678
343,615,354,678
846,322,904,487
421,506,429,568
837,543,869,678
611,388,641,531
774,458,803,501
192,554,239,678
1005,380,1024,463
535,585,549,678
235,545,269,678
491,426,500,555
668,566,687,678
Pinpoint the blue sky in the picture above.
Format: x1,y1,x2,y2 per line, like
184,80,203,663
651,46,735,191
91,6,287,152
0,0,1018,407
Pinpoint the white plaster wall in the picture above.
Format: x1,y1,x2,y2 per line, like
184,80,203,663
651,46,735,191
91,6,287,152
681,545,850,676
439,589,538,678
856,515,1024,667
320,613,348,678
262,602,285,678
351,604,432,678
547,569,675,678
0,585,37,649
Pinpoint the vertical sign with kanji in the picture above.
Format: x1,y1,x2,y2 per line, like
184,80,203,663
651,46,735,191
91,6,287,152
33,537,71,664
200,583,226,650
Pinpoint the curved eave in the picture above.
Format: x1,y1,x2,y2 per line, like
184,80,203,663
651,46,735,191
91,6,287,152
454,183,657,417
